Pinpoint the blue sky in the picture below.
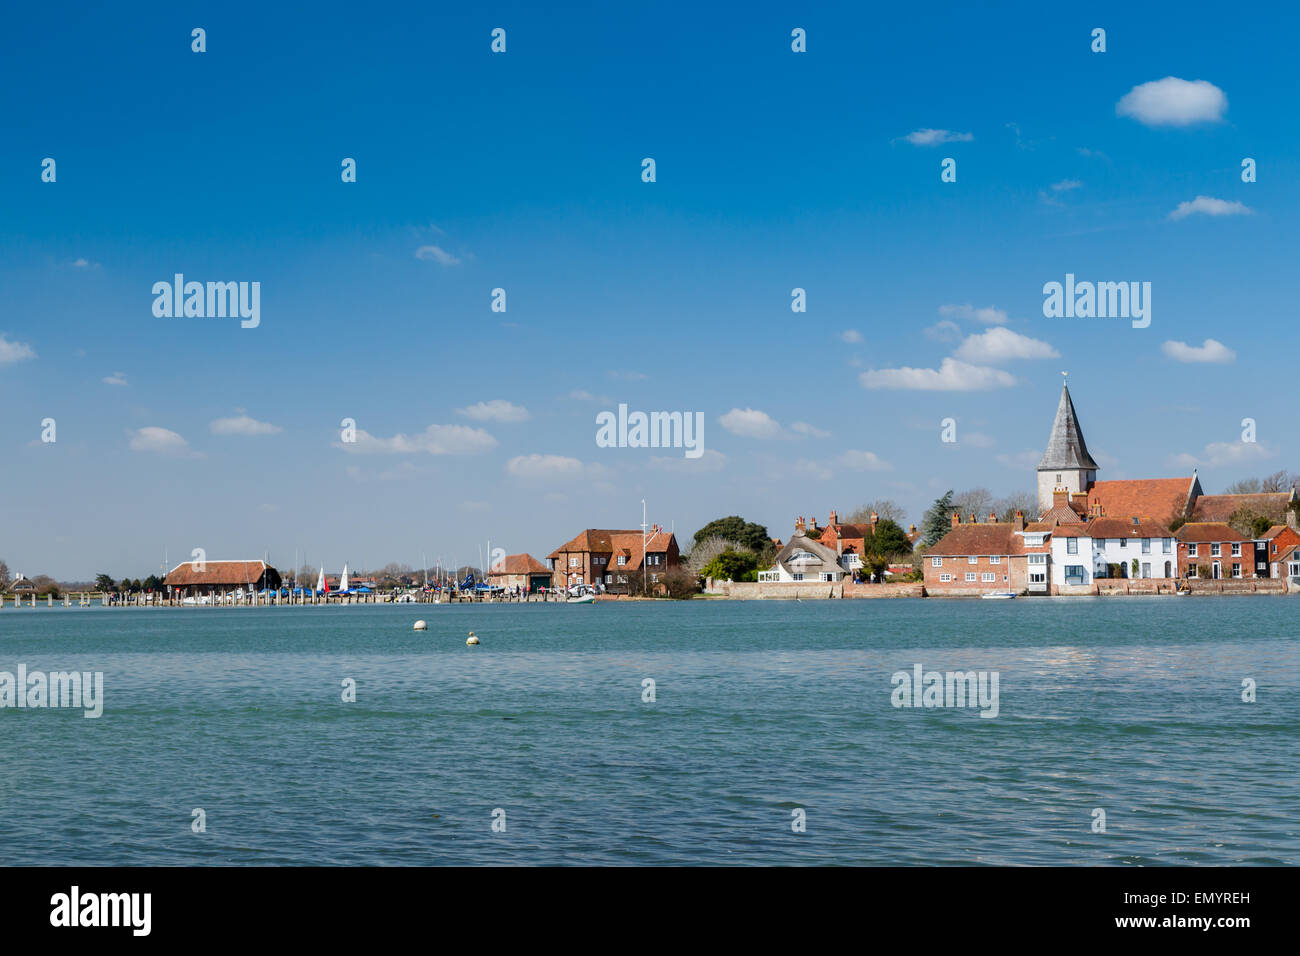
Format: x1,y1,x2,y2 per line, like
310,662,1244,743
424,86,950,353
3,1,1297,579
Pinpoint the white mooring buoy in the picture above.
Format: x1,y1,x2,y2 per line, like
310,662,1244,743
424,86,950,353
413,620,427,631
466,631,479,645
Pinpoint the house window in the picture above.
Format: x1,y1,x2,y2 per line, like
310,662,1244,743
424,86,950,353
931,557,942,568
1231,564,1241,578
964,573,976,582
604,575,611,584
1067,538,1078,554
1231,543,1241,556
1188,544,1198,557
1029,572,1046,584
1064,565,1086,584
1211,543,1221,557
1141,562,1150,578
792,573,804,581
1056,474,1062,483
1028,554,1046,565
569,556,580,567
939,574,952,582
1163,538,1172,553
1188,565,1198,578
981,572,995,582
617,555,627,566
820,573,833,582
1141,539,1150,554
1119,538,1127,548
617,575,627,584
967,556,978,565
990,555,1000,565
651,574,659,583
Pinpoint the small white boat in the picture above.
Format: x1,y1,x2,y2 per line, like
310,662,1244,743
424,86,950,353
567,594,595,604
981,591,1017,600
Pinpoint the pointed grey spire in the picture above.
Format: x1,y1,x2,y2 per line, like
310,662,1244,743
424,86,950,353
1038,383,1098,470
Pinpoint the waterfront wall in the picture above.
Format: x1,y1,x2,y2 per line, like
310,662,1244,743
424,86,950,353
705,579,923,599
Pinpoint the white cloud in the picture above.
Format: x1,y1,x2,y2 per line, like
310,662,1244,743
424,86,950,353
938,304,1007,325
0,334,36,365
129,426,201,457
1172,441,1273,469
505,453,588,479
1168,196,1253,221
607,370,649,381
456,399,530,423
1116,77,1227,126
414,245,461,266
337,423,497,455
859,358,1016,391
900,129,974,146
963,431,996,448
840,329,863,344
102,371,128,386
953,327,1059,364
1161,338,1236,364
790,421,831,439
1051,179,1083,192
839,450,893,471
924,319,963,343
719,407,785,439
210,414,283,436
568,389,610,403
71,257,102,270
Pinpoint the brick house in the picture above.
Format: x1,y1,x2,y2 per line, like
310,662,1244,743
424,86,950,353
487,554,553,592
923,512,1039,596
1271,541,1300,584
546,527,679,593
1174,523,1254,580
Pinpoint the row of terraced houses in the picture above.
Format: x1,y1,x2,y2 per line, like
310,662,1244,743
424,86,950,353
922,383,1300,596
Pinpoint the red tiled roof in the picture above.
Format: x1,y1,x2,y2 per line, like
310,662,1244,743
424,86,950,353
927,524,1026,557
1174,522,1252,543
548,528,674,558
1052,516,1172,539
488,554,550,577
1087,478,1194,522
164,560,274,587
1190,492,1294,523
1037,504,1085,525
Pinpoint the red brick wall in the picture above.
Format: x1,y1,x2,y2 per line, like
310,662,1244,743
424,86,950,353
1178,540,1252,579
923,555,1026,593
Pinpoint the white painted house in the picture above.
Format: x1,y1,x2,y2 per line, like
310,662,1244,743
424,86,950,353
757,534,846,583
1049,517,1175,592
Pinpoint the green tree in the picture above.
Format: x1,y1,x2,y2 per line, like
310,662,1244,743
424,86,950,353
921,491,955,547
94,573,115,592
693,516,771,555
867,518,913,558
700,549,759,582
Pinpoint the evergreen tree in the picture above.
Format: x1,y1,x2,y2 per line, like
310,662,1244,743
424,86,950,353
921,491,955,547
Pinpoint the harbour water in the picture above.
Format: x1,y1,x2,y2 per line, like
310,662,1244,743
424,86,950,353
1,598,1296,865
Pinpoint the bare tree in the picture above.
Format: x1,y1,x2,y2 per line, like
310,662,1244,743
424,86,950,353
0,560,9,590
1224,477,1263,495
952,487,994,520
994,490,1039,522
685,536,749,574
1262,470,1294,493
847,500,907,525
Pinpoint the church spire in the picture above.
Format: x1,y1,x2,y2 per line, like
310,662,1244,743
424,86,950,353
1038,380,1098,471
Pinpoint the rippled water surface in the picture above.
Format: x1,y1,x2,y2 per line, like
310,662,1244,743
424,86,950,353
1,598,1296,865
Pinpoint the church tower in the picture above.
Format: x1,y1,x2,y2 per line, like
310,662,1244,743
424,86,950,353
1037,379,1098,516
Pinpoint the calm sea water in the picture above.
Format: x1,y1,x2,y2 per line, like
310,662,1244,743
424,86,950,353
0,598,1296,865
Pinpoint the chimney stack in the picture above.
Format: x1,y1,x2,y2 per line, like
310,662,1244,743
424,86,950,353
988,510,998,523
828,510,838,525
795,516,806,534
870,511,879,526
1053,487,1069,510
951,511,960,528
968,513,976,524
1014,510,1025,532
809,516,819,532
